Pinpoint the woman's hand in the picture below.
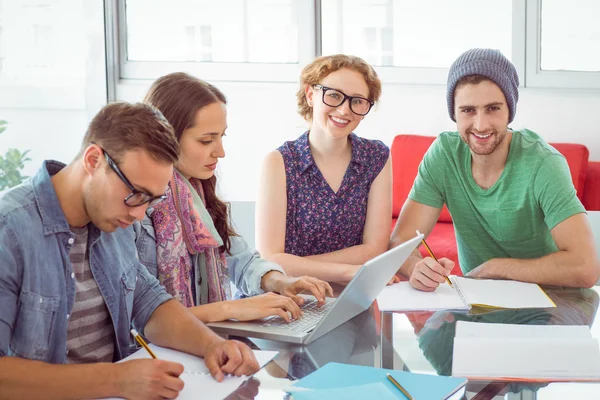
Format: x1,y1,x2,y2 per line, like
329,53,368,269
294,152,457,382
225,293,303,322
261,272,334,306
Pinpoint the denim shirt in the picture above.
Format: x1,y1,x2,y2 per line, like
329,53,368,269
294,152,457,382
0,161,172,363
134,215,284,301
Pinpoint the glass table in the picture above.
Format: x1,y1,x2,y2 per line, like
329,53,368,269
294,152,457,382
225,286,600,399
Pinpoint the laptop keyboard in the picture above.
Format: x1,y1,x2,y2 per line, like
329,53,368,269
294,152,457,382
260,297,335,332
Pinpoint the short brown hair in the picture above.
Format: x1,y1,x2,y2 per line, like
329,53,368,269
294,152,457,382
81,102,180,164
296,54,381,122
143,73,237,253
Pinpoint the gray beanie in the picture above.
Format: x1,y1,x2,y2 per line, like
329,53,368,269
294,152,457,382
446,48,519,123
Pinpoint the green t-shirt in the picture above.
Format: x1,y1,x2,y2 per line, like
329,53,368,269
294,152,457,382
408,129,585,274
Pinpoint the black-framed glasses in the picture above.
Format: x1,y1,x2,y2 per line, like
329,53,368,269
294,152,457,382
313,84,374,116
102,149,167,207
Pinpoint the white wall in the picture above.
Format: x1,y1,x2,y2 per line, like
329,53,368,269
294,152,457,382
117,80,600,202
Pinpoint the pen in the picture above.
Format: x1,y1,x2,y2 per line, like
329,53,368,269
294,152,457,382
131,328,157,359
416,230,453,287
386,373,413,400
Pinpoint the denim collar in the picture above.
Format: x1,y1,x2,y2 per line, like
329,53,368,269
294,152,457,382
32,160,101,244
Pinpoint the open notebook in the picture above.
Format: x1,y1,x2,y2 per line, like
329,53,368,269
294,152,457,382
101,344,278,400
377,276,556,312
452,321,600,381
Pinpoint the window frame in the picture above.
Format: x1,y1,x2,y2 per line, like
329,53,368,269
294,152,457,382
111,0,600,91
115,0,317,84
319,0,526,87
525,0,600,89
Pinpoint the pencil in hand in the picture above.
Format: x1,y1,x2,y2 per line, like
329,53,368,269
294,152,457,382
416,230,452,287
131,328,157,359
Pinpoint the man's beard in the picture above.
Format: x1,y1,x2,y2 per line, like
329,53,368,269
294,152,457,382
463,130,507,156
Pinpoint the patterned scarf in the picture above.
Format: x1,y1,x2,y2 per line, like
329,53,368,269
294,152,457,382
151,171,230,307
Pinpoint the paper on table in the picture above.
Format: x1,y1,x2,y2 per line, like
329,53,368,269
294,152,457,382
121,344,278,374
455,321,592,339
100,345,278,400
376,281,468,311
451,276,556,309
453,337,600,381
452,321,600,381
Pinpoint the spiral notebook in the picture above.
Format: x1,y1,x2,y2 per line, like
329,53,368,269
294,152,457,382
377,276,556,312
102,344,278,400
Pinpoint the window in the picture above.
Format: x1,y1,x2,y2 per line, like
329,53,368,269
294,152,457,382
321,0,516,84
526,0,600,89
0,0,106,177
540,0,600,72
120,0,315,82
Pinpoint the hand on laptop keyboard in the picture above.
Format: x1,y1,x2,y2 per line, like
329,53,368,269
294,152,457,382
262,274,334,307
261,298,336,332
223,293,302,322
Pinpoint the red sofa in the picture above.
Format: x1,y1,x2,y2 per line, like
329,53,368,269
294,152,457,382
391,134,600,275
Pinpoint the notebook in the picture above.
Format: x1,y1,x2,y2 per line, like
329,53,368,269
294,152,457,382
289,362,467,400
377,276,556,312
452,321,600,381
102,344,278,400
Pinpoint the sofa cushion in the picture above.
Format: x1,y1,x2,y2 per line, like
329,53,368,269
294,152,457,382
549,143,589,201
583,161,600,211
390,219,462,276
391,135,453,223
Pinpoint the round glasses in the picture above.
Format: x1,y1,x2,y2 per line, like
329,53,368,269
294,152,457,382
313,84,374,116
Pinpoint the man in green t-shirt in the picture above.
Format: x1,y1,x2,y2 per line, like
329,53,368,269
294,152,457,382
390,48,599,291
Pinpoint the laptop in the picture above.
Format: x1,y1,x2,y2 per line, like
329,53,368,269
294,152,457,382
208,232,424,344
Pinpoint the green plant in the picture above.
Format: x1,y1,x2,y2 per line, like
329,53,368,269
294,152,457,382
0,120,31,191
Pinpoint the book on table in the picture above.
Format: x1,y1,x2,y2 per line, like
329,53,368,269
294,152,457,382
376,276,556,312
288,362,468,400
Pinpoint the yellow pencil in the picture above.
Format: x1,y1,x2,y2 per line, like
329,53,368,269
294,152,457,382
417,230,452,287
131,329,157,359
386,374,413,400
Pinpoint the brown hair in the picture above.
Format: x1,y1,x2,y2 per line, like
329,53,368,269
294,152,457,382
296,54,382,122
144,72,236,253
81,102,180,164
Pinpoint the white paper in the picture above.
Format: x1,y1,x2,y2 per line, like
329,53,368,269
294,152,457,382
100,345,278,400
453,322,600,381
455,321,592,339
452,276,556,309
453,337,600,380
376,281,468,311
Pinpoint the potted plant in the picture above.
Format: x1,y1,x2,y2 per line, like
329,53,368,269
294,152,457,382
0,120,31,190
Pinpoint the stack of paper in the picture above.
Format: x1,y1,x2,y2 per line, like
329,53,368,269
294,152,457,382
102,344,278,400
452,321,600,381
289,362,467,400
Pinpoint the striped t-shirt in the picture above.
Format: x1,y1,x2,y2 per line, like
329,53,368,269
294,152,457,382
66,226,115,363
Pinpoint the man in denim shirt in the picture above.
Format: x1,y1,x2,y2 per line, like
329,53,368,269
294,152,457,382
0,103,259,399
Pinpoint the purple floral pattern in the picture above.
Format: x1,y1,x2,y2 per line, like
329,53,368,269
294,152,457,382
278,132,389,257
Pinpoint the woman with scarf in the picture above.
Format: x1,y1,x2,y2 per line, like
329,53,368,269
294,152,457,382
134,72,333,323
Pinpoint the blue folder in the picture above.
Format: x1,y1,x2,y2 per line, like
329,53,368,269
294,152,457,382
290,362,467,400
